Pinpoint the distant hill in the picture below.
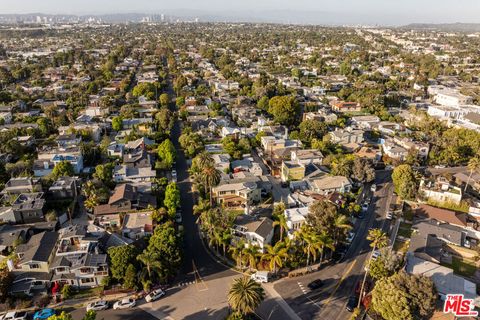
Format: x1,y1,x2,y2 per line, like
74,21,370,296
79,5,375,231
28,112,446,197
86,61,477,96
401,23,480,32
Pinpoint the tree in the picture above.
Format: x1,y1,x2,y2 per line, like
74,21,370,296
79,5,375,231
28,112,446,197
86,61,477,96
331,156,354,177
306,200,338,237
392,164,417,200
352,158,375,183
137,249,162,280
261,242,288,274
61,284,73,299
112,116,123,131
82,310,97,320
155,108,174,133
146,223,182,281
107,245,138,281
0,268,13,302
273,213,288,241
242,245,261,270
297,225,322,266
465,156,480,192
298,120,327,144
372,272,437,320
159,93,170,107
369,248,403,280
227,277,265,316
332,214,352,245
48,312,73,320
268,95,300,126
52,161,75,179
179,131,203,158
164,182,180,216
229,240,246,269
123,264,138,290
200,164,221,206
257,96,269,111
132,82,159,100
157,139,176,169
93,163,114,186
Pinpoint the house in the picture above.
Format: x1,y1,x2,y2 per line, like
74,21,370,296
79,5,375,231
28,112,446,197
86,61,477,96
13,135,35,147
48,176,80,199
330,101,361,113
56,134,81,148
107,141,124,158
123,150,153,169
33,160,55,177
393,137,430,158
85,106,109,118
281,161,306,182
221,126,242,139
212,153,231,172
328,128,364,145
2,177,42,195
231,215,274,252
58,124,102,142
212,181,261,209
406,254,480,307
419,177,462,205
2,193,46,224
381,139,408,161
307,176,352,194
9,231,58,296
122,212,153,240
351,115,381,129
303,110,338,123
415,204,468,228
52,154,84,174
113,165,156,183
231,157,263,176
124,137,154,152
354,146,382,162
0,112,12,124
0,225,31,258
50,225,108,288
290,149,323,166
284,206,310,238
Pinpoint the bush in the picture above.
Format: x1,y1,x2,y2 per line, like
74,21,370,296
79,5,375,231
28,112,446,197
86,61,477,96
61,285,73,300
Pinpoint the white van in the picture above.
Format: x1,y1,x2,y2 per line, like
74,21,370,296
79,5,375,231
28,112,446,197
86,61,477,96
251,271,270,283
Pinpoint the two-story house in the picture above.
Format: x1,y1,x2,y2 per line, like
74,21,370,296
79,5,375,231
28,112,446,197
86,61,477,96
231,215,274,252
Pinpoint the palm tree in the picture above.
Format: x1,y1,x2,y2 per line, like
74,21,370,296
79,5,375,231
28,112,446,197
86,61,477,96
229,240,246,269
273,214,288,241
300,227,322,267
242,245,261,270
201,165,222,206
465,157,480,192
137,249,162,280
317,231,334,267
220,231,232,257
358,228,388,308
261,242,288,274
193,199,210,216
195,151,214,169
227,277,265,317
333,214,352,245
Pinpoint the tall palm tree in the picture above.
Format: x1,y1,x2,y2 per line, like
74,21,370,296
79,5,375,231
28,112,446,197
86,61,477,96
465,157,480,192
195,151,214,169
220,231,232,257
358,228,388,308
227,276,265,317
333,214,352,245
137,249,162,280
242,245,261,270
261,242,288,274
201,165,222,206
273,214,288,241
317,231,335,267
229,240,246,269
193,199,210,216
300,228,322,267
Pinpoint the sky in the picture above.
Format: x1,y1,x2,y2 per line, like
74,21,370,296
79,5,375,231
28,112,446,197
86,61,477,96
0,0,480,25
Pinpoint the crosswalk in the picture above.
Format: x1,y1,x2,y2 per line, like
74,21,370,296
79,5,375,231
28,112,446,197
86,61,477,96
297,281,308,295
176,280,195,287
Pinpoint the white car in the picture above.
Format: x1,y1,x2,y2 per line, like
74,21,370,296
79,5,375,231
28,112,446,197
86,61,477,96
346,231,355,243
171,170,177,182
175,210,182,224
86,300,109,312
371,250,381,260
113,298,136,310
145,289,166,302
1,311,28,320
386,212,393,220
361,202,369,212
370,184,377,192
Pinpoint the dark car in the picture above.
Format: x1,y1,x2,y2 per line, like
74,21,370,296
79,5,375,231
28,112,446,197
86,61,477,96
333,244,349,262
307,279,324,290
356,211,365,219
346,296,358,312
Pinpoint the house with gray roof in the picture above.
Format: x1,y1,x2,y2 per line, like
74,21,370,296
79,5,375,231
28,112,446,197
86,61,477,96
231,215,274,252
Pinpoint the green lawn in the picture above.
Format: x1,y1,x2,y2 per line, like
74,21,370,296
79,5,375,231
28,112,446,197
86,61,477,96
393,240,410,253
71,286,104,300
443,257,478,278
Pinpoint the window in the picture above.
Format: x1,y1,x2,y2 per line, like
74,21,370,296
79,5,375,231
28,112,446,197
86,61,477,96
80,278,94,284
30,263,40,269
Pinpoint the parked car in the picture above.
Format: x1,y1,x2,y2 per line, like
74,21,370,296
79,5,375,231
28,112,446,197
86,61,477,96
346,231,355,243
251,271,269,283
113,298,136,310
86,300,109,312
361,202,369,212
346,296,358,312
171,170,177,182
356,211,365,219
370,184,377,192
307,279,324,290
371,250,381,260
175,210,182,224
33,309,55,320
386,211,393,220
1,311,28,320
145,289,166,302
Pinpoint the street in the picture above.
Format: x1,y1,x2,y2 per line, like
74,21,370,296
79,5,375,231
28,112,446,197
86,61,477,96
273,170,394,320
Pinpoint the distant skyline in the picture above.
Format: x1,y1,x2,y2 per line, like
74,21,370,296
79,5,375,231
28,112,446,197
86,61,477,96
1,0,480,25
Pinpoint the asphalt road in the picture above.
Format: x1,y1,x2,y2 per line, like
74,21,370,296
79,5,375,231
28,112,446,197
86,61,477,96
273,170,394,320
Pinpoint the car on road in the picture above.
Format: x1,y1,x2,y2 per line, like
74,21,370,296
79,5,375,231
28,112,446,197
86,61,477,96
33,309,55,320
175,210,182,224
251,271,270,283
346,296,358,312
86,300,109,312
361,202,369,212
370,184,377,192
1,311,28,320
171,170,177,182
386,211,393,220
346,231,355,243
145,289,166,302
372,250,381,260
280,181,289,188
113,298,136,310
307,279,324,290
356,211,365,219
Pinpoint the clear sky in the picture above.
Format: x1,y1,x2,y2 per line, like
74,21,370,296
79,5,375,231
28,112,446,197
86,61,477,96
0,0,479,25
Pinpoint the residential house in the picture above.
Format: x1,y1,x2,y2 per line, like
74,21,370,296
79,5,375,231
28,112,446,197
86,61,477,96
1,193,46,224
122,212,153,240
2,177,42,195
330,101,361,113
231,215,274,252
307,176,352,194
212,181,261,209
231,157,263,176
48,176,80,199
113,165,156,183
107,141,124,158
415,204,468,228
419,177,462,205
284,206,310,238
351,115,381,129
328,127,364,145
212,153,231,173
0,225,31,258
